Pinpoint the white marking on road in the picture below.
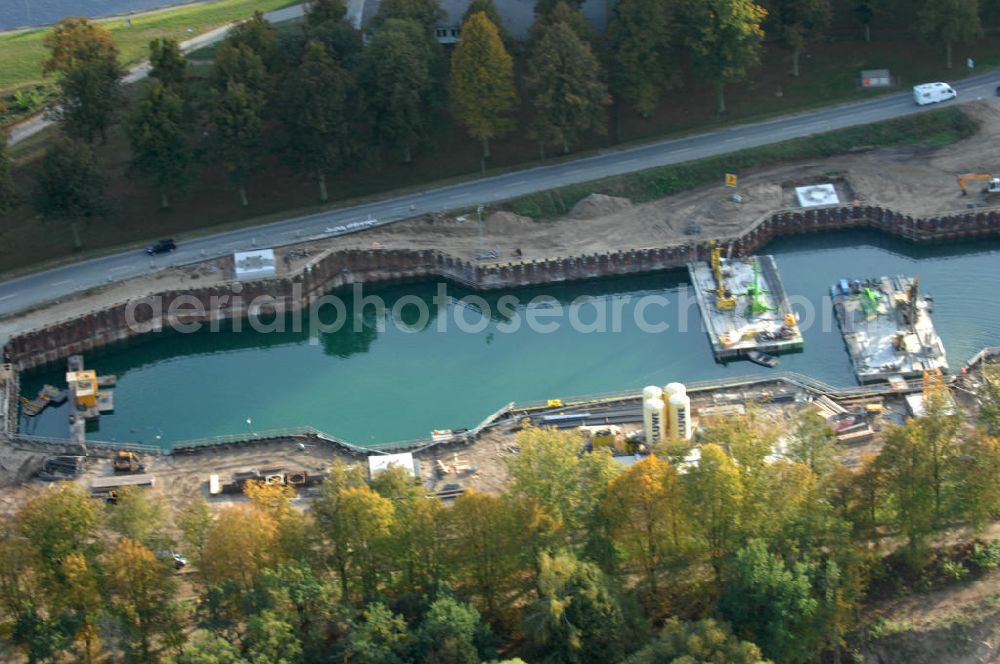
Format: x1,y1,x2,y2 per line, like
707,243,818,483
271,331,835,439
621,158,638,164
0,293,18,301
109,265,134,272
50,279,73,287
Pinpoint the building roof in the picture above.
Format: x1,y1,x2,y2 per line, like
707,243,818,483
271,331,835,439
356,0,610,39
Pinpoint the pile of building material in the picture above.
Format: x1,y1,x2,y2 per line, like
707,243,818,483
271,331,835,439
36,455,85,481
208,467,320,496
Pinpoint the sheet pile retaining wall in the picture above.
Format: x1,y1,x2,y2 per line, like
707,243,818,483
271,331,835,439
5,205,999,371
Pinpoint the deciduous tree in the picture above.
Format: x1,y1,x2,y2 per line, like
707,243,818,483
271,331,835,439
719,539,818,664
450,12,517,160
165,629,247,663
464,0,512,45
199,504,279,590
766,0,831,76
953,430,1000,530
103,538,183,661
53,57,124,143
603,455,687,597
42,17,118,75
149,38,187,88
525,21,610,155
681,443,742,576
628,618,766,663
213,43,271,95
609,0,678,117
0,131,18,214
306,0,348,25
344,602,411,664
414,596,486,664
128,82,194,209
360,19,439,163
524,551,627,664
787,409,837,477
244,609,303,664
224,11,284,74
209,80,265,206
282,41,362,202
684,0,766,113
31,140,107,247
43,18,123,143
313,483,395,601
370,0,446,33
507,427,618,541
917,0,981,69
854,0,887,42
104,486,169,549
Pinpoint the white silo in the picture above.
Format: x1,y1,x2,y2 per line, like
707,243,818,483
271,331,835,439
642,385,663,401
643,398,666,446
664,382,686,398
668,392,692,441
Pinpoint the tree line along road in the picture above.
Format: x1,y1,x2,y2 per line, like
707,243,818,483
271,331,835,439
1,70,998,323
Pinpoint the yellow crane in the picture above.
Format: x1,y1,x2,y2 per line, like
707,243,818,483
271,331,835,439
956,173,1000,195
709,241,736,310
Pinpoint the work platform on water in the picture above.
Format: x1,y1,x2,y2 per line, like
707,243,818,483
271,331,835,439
688,246,803,362
64,355,116,445
21,384,67,417
832,275,948,384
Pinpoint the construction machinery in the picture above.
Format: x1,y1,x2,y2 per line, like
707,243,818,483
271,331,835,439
708,241,736,311
112,451,145,474
956,173,1000,196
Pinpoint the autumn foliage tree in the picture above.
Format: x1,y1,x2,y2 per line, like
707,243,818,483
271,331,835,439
683,0,767,113
450,11,517,160
43,18,123,144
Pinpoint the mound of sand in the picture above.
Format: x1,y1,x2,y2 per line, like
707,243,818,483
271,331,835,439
569,193,633,219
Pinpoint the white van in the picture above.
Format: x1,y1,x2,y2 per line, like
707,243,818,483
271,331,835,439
913,82,957,105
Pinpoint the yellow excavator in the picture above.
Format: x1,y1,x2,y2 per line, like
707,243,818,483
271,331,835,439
956,173,1000,196
709,241,736,311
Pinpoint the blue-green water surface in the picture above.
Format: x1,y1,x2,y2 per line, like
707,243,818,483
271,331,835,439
19,231,1000,447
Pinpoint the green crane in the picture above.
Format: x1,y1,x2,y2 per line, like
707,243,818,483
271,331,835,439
746,259,772,316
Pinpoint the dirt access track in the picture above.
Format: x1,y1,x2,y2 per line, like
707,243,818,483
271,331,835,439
3,100,1000,342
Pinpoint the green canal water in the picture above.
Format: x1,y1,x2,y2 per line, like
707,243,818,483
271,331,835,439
19,231,1000,448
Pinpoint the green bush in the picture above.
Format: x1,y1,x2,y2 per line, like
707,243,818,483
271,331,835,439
509,108,977,220
969,539,1000,570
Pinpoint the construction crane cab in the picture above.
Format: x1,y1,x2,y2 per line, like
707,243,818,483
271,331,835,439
956,173,1000,195
708,241,736,311
113,451,145,474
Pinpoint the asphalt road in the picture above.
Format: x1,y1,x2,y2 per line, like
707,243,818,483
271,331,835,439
2,71,999,322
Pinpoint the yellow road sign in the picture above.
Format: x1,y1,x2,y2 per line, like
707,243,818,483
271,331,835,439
725,173,738,187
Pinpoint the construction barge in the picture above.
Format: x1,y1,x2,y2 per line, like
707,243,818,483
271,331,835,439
688,244,803,362
832,275,948,383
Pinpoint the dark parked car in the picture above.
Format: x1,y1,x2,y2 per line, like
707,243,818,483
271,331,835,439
146,239,177,255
